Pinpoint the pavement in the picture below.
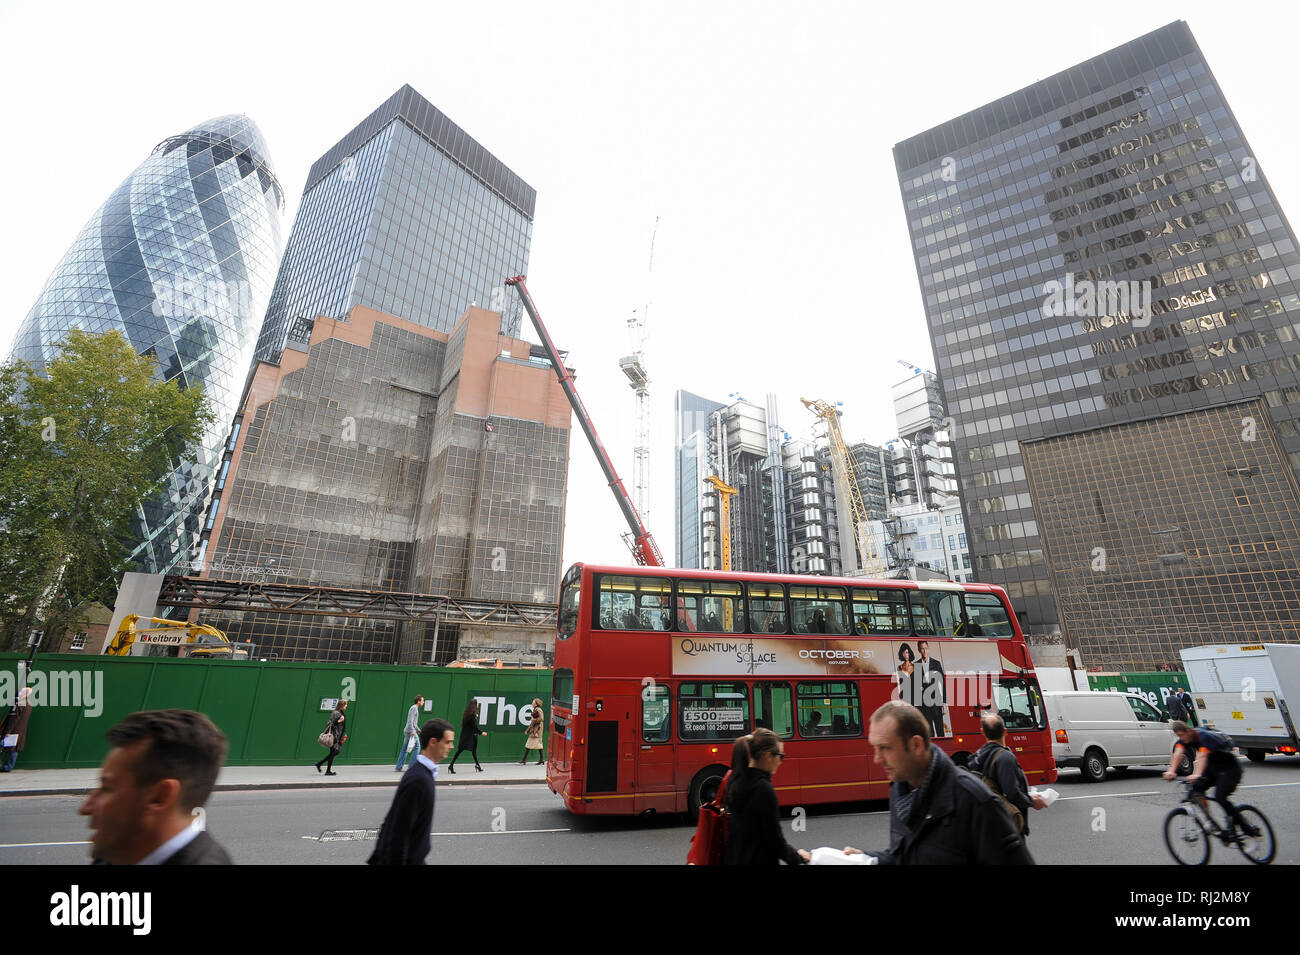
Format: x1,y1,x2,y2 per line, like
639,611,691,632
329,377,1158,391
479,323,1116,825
0,760,550,797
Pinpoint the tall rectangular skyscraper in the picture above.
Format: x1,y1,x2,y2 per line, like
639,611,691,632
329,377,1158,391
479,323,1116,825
254,85,533,363
895,22,1300,667
674,389,725,567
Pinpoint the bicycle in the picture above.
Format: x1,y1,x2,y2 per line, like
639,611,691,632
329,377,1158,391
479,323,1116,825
1163,780,1275,865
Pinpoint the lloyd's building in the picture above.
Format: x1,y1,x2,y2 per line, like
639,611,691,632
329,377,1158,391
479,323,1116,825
894,21,1300,669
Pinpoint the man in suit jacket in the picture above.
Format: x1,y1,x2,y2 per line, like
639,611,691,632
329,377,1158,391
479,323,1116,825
369,718,455,865
916,641,946,738
80,709,233,865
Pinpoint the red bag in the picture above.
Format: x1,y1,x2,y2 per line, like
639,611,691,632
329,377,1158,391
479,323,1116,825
687,771,731,865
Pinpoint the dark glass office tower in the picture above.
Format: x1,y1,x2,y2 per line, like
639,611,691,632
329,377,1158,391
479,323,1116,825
895,22,1300,667
254,85,533,364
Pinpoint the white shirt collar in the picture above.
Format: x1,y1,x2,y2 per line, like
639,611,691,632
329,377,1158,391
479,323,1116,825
417,753,438,779
138,823,202,865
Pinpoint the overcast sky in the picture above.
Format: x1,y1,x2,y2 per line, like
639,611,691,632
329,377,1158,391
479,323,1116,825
4,1,1299,572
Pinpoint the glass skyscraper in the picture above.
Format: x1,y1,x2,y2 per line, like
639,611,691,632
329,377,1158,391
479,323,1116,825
674,389,725,567
9,115,284,573
895,22,1300,666
253,84,533,364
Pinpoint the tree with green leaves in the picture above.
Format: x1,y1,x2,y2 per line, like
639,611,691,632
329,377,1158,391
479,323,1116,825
0,328,212,650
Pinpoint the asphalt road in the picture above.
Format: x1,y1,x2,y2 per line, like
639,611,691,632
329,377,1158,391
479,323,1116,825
4,758,1298,865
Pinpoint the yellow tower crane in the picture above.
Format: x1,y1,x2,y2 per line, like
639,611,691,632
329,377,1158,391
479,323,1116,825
704,474,738,572
801,398,886,578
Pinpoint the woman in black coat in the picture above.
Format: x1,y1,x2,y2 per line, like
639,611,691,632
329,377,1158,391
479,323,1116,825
315,699,348,775
723,728,810,865
448,699,487,773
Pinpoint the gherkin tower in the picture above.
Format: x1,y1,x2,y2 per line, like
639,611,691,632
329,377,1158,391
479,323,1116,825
9,115,284,573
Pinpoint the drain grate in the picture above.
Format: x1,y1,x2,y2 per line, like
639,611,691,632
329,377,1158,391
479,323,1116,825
316,828,380,842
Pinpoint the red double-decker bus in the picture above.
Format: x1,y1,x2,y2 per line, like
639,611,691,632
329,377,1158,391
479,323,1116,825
546,563,1056,816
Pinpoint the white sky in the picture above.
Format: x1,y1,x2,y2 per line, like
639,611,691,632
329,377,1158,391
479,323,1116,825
3,1,1299,573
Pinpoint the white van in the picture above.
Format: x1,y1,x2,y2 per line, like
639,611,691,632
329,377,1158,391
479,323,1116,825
1044,691,1190,782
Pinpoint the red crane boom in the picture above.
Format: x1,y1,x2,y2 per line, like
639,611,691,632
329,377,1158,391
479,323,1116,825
506,276,664,567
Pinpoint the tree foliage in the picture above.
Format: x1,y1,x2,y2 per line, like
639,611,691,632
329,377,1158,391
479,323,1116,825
0,329,212,649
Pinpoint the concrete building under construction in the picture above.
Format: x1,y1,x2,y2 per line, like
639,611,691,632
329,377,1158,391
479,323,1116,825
202,304,571,663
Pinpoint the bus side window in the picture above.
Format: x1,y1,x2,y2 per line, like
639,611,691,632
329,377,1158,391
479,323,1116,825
748,583,787,634
597,574,672,631
908,592,938,635
753,682,793,739
852,588,910,636
795,682,862,738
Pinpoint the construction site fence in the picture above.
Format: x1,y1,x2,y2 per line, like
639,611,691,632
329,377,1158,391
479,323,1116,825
0,653,553,769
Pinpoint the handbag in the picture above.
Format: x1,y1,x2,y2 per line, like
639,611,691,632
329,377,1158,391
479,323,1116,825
686,770,731,865
406,735,417,754
318,720,335,749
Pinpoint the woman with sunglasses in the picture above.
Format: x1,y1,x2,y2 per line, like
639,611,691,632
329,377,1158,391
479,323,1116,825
723,727,811,865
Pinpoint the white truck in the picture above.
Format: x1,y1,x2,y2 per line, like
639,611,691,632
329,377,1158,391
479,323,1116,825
1179,644,1300,763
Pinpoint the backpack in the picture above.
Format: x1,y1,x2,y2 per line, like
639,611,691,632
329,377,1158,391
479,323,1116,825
976,747,1025,835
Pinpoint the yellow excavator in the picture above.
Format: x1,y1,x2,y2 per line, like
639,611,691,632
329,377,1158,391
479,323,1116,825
106,615,249,659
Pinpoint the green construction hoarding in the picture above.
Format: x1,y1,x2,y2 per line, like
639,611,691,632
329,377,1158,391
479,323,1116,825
1086,671,1189,716
0,654,552,769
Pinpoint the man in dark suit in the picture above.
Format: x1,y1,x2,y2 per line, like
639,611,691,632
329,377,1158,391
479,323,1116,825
80,709,233,865
917,641,946,738
369,718,455,865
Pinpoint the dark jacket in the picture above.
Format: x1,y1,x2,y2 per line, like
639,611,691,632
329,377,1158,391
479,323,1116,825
369,760,437,865
722,768,805,866
1167,694,1189,721
971,741,1032,835
92,830,233,865
871,747,1034,865
1,699,33,750
458,714,482,749
325,708,346,750
165,831,233,865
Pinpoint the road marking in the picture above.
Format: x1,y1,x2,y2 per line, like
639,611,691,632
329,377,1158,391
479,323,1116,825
1052,780,1300,802
1055,790,1161,801
0,840,91,848
303,827,571,841
429,828,570,836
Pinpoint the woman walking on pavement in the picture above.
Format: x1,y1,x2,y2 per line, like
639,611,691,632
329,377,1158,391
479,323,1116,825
315,699,348,775
448,699,487,773
723,728,810,865
520,698,545,765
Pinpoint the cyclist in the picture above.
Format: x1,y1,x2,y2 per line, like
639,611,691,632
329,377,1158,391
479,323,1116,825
1162,720,1256,837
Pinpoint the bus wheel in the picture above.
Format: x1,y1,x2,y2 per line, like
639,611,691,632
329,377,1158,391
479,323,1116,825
1246,749,1268,764
1082,748,1107,783
688,766,728,820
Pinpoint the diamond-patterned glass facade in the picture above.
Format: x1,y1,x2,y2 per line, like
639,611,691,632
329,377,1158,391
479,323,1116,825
9,115,284,573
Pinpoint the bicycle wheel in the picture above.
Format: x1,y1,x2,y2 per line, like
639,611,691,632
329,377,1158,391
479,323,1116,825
1233,806,1276,865
1164,807,1210,865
